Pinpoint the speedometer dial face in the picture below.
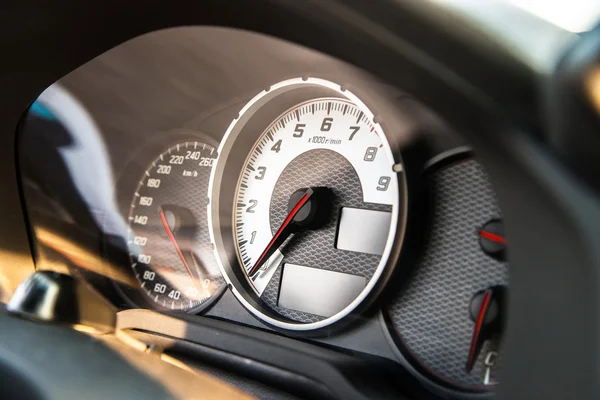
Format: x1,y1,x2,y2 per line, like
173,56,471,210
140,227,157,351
127,140,225,312
210,78,407,331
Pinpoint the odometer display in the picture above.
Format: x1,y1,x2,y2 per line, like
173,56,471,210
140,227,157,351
127,141,224,312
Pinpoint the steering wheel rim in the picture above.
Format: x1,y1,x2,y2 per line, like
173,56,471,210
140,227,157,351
1,1,599,399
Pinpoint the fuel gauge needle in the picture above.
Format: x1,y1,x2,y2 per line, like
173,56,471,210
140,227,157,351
466,289,493,372
466,286,506,373
159,208,196,283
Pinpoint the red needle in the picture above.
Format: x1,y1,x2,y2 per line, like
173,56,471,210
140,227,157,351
159,209,196,281
248,189,313,277
479,230,507,245
466,289,492,372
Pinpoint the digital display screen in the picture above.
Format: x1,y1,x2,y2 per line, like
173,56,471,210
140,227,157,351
278,263,366,317
336,207,392,255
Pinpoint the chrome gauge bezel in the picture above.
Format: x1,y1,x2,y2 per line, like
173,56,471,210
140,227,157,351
208,77,408,332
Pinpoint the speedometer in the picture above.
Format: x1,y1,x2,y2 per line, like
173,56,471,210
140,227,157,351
209,78,408,331
126,140,225,312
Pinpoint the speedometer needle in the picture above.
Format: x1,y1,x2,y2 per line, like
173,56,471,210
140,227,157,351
248,188,314,277
159,209,196,282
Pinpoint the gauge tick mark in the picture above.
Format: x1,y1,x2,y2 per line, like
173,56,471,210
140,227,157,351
356,111,364,123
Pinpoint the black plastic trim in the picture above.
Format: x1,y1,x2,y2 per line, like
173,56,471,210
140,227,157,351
118,309,419,400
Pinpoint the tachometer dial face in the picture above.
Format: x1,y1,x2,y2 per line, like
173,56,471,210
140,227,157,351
210,78,408,331
127,141,225,312
235,98,398,293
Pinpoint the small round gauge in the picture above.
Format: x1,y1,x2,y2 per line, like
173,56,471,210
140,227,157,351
209,78,408,331
127,140,225,312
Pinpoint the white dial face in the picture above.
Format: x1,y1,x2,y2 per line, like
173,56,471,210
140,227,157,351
233,97,399,302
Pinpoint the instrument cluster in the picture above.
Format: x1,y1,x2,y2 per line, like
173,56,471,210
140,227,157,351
17,27,508,397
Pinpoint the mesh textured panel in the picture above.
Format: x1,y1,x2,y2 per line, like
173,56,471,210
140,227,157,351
260,149,391,323
387,159,508,388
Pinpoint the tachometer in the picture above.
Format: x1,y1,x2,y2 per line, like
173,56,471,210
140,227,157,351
127,140,225,312
209,78,408,331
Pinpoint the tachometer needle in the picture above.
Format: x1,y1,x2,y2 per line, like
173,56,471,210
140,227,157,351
159,209,196,282
248,188,314,277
